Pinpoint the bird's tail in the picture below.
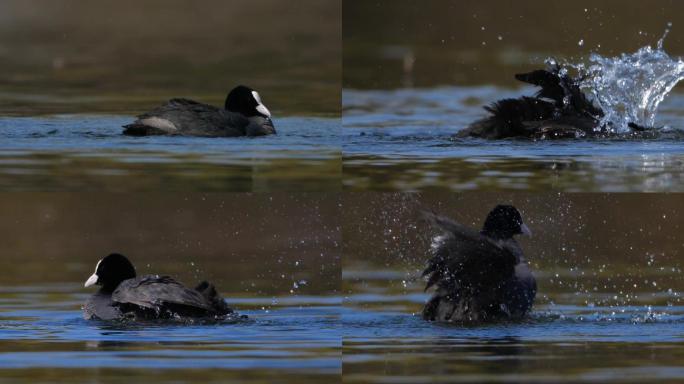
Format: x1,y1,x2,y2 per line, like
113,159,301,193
195,281,233,315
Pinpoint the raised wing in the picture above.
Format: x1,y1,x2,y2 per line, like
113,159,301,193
515,67,603,118
421,211,518,293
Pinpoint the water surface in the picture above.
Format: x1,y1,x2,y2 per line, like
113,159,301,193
0,285,340,384
343,282,684,384
0,116,340,191
343,87,684,191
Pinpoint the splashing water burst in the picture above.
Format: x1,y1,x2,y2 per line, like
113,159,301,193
572,24,684,133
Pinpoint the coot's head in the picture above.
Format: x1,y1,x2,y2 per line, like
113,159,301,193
481,205,532,240
84,253,136,292
225,85,272,119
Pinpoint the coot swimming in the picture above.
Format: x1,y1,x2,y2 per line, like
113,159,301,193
123,85,275,137
422,205,536,323
83,253,236,321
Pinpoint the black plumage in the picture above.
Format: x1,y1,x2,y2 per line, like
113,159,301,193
123,85,275,137
83,253,236,321
422,206,536,323
455,64,645,139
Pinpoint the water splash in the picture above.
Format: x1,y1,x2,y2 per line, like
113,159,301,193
577,24,684,132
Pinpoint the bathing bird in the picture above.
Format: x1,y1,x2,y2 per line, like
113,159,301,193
422,205,536,323
83,253,236,321
457,64,650,139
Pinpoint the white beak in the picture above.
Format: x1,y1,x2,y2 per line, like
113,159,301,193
84,273,99,287
520,223,532,237
252,91,271,117
256,104,271,118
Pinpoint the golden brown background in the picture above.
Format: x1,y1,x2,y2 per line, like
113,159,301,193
344,0,684,88
0,193,340,297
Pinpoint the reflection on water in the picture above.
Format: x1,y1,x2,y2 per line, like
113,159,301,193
344,257,684,383
343,87,684,191
0,116,340,191
342,193,684,382
344,155,684,191
343,304,684,383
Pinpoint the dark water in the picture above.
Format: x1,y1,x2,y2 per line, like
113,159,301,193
0,116,340,191
343,87,684,191
0,285,340,383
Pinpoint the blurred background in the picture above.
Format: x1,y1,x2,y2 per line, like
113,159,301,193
0,0,340,115
0,192,340,298
344,0,684,88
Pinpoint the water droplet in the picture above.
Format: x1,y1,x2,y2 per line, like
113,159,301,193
578,26,684,131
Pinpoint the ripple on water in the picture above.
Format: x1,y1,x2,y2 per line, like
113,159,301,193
342,256,684,383
0,287,341,382
0,115,341,191
341,302,684,383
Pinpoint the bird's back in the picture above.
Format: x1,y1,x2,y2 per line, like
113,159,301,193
458,66,604,139
124,98,250,137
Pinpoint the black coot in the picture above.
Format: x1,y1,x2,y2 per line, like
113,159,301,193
123,85,275,137
422,205,536,323
83,253,236,321
457,64,650,139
